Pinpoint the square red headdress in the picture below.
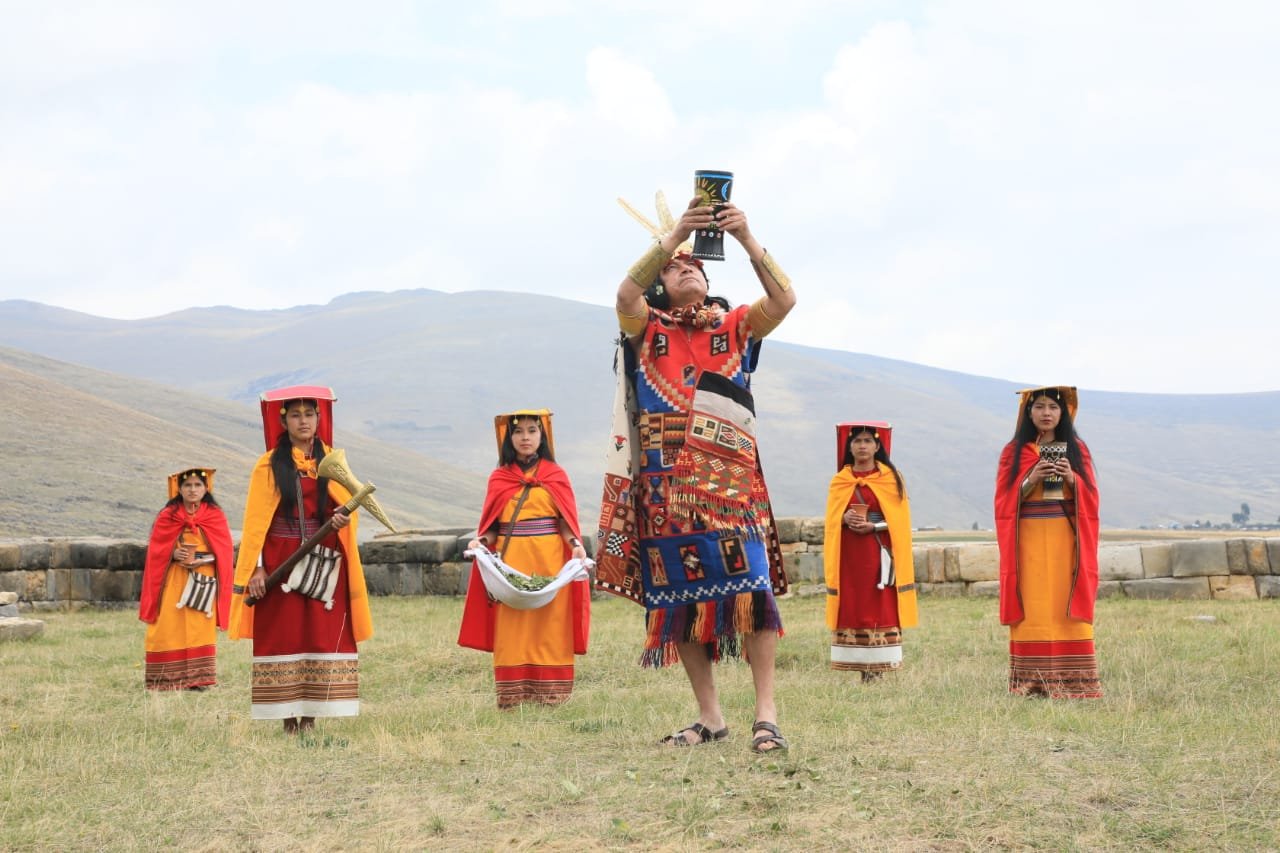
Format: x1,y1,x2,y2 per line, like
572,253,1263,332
259,385,336,451
835,421,893,470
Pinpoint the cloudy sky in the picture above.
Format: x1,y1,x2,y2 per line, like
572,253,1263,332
2,1,1276,393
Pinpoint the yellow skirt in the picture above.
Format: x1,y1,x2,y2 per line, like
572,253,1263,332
144,559,218,690
1009,508,1101,698
491,488,576,709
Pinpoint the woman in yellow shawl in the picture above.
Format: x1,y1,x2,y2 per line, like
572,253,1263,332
228,386,373,734
823,422,918,680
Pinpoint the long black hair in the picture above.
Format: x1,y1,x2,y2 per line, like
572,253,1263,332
163,469,221,512
1003,390,1093,490
498,415,555,467
842,427,905,498
270,399,330,521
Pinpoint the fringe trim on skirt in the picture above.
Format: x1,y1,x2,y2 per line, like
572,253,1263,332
641,590,782,668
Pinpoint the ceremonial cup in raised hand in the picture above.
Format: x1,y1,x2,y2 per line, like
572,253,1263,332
691,169,733,261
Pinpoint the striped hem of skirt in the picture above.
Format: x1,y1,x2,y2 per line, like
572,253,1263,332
1009,639,1102,699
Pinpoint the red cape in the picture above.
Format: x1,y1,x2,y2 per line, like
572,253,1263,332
457,460,590,654
995,441,1100,625
138,502,235,628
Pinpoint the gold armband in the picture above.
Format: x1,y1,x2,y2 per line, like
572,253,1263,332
747,299,782,338
616,307,649,337
627,241,667,289
752,250,792,293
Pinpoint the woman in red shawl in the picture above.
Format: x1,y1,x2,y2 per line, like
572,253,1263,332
138,467,234,690
458,410,590,709
994,386,1102,698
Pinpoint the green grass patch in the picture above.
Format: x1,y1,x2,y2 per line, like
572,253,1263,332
2,596,1278,850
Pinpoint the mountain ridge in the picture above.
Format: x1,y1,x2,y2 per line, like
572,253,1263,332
3,290,1276,531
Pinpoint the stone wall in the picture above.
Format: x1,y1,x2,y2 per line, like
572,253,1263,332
2,524,1279,609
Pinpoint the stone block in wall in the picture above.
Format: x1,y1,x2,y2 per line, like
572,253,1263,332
30,600,91,613
0,571,47,601
106,542,146,570
909,547,929,582
1120,577,1210,600
0,591,16,605
774,517,802,543
409,536,460,563
19,542,51,570
917,582,964,597
1226,540,1248,574
943,547,962,583
967,580,1000,597
1170,541,1227,577
1257,576,1280,599
408,564,429,596
47,569,93,601
1141,544,1172,578
362,563,391,596
1242,539,1271,575
779,541,808,555
90,570,141,603
799,518,825,546
1209,575,1257,601
955,545,999,582
0,544,19,571
787,552,824,583
1269,541,1280,576
1098,545,1143,581
426,562,467,595
50,540,71,568
924,548,945,584
70,540,111,569
360,539,406,565
0,603,18,617
377,564,409,596
1097,581,1124,599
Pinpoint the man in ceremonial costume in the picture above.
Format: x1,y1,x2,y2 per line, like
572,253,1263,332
596,191,796,752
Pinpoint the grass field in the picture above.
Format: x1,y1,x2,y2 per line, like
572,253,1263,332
3,594,1278,851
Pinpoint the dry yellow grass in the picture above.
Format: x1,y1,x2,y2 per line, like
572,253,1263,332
3,594,1278,851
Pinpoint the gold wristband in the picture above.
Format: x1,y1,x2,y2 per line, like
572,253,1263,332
627,241,667,289
753,250,792,293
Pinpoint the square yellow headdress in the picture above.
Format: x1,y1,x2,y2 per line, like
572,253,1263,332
167,467,216,500
492,409,555,458
1015,385,1079,431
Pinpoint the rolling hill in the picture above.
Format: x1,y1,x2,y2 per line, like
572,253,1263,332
2,291,1277,531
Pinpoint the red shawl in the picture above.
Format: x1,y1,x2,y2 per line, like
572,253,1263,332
995,441,1100,625
457,460,590,654
138,502,235,628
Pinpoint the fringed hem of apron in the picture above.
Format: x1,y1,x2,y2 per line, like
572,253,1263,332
667,487,762,536
639,589,783,668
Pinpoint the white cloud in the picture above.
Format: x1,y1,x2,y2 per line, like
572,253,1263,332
586,48,676,138
1,1,1278,393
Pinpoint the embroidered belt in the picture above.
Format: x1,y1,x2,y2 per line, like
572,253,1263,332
1022,499,1075,519
268,518,325,541
499,516,559,538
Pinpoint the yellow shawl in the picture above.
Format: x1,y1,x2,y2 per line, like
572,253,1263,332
228,446,373,642
822,462,918,630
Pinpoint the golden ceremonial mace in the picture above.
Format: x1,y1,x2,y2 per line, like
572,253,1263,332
244,448,397,606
